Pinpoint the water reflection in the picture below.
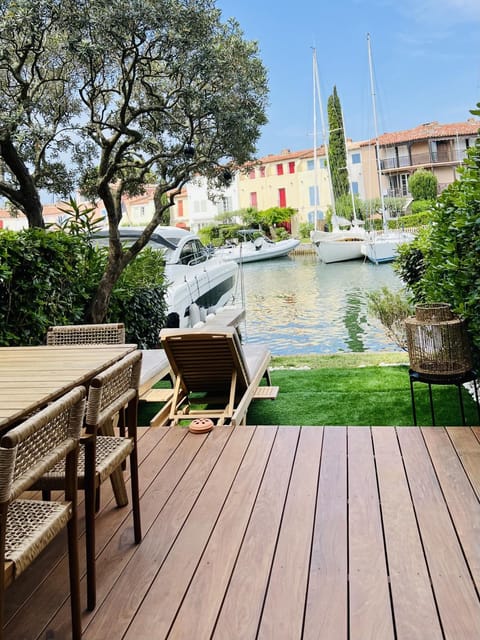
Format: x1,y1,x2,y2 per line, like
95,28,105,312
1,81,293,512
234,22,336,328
235,255,403,355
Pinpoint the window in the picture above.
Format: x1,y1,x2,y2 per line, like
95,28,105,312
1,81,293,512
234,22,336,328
307,159,314,171
259,165,266,178
351,153,361,164
248,168,256,179
309,185,319,206
250,192,258,208
288,161,295,174
276,164,283,176
351,182,359,195
177,200,184,217
278,188,286,208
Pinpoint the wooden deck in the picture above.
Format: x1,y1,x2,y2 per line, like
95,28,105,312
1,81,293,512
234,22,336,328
5,424,480,639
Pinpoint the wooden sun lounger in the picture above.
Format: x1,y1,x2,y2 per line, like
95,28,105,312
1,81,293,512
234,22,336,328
158,327,278,427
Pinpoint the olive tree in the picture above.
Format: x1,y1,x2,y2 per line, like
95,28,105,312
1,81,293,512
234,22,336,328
0,0,81,226
0,0,268,322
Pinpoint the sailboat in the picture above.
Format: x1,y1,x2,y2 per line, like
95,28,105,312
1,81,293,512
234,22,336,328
361,34,414,264
310,49,366,264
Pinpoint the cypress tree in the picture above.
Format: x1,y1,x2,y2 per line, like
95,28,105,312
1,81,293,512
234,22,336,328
327,86,350,202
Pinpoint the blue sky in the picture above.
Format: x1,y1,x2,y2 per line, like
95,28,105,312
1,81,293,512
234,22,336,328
217,0,480,158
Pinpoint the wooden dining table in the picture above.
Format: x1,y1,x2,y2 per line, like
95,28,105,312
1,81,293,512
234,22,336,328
0,344,137,430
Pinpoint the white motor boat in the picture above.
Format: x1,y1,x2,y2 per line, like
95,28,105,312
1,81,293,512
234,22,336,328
361,230,415,264
91,226,239,327
215,229,300,263
311,223,366,264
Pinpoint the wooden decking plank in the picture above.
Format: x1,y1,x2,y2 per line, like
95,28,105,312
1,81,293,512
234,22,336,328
303,426,348,640
5,426,190,639
214,427,300,639
422,426,480,593
258,426,324,640
168,426,279,638
398,427,480,639
348,426,395,640
110,426,256,639
446,426,480,500
373,427,443,640
82,425,235,639
3,425,159,624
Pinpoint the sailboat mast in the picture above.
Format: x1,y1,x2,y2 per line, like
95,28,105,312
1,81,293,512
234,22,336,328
313,49,337,220
313,49,319,231
367,33,387,231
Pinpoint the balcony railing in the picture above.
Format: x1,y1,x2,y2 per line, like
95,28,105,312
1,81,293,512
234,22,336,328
380,149,467,170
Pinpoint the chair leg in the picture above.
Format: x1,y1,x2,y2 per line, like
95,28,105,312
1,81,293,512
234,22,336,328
67,514,82,639
109,468,129,507
129,448,142,544
42,489,51,501
84,438,97,611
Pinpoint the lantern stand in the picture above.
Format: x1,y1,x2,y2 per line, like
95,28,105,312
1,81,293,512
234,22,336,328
409,369,480,426
405,303,480,426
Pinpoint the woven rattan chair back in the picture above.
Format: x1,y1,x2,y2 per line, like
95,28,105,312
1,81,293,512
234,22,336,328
46,322,126,345
0,386,85,640
36,349,143,611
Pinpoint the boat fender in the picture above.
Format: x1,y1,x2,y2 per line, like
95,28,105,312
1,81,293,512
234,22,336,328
166,312,180,328
188,303,201,327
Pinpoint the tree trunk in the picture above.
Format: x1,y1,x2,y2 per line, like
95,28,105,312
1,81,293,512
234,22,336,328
0,138,45,228
88,251,127,323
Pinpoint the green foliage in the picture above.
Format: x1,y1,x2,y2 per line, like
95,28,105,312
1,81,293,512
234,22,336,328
299,222,314,239
367,286,414,350
107,249,168,348
335,194,363,221
0,229,104,345
387,210,432,230
397,119,480,357
204,207,296,244
48,197,104,237
0,0,269,319
327,86,349,201
410,199,434,215
408,169,438,201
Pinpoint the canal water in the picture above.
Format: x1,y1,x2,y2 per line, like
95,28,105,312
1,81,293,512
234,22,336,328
233,254,404,356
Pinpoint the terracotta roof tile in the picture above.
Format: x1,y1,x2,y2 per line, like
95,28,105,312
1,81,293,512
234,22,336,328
360,119,480,147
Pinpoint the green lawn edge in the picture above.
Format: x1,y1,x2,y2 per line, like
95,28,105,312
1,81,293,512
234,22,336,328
271,351,409,369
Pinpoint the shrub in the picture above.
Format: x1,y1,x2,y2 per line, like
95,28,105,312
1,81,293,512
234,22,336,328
411,199,434,215
408,169,438,200
367,286,414,350
0,229,103,345
397,115,480,360
299,222,314,239
387,210,432,230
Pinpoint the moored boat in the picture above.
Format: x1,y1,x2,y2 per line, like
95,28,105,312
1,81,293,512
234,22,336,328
215,229,300,263
91,226,238,327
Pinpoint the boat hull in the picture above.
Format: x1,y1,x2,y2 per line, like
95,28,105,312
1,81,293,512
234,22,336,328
361,232,415,264
311,227,367,264
216,238,300,263
165,259,238,327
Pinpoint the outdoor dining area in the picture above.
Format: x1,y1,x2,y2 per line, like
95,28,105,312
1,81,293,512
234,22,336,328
1,323,480,638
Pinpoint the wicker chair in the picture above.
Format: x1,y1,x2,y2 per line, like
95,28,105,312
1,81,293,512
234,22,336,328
46,321,129,475
0,386,85,640
46,322,126,345
36,350,142,611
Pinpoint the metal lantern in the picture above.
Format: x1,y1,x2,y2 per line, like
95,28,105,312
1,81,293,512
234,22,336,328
405,303,472,376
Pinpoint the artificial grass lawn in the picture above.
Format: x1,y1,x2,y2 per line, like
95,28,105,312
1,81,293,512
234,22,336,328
138,352,479,427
